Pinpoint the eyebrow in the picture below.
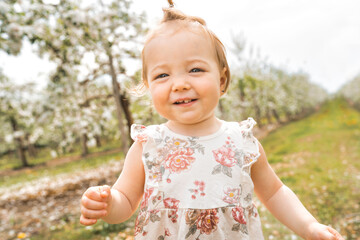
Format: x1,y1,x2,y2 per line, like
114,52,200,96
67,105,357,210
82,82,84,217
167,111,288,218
185,58,211,67
149,58,211,74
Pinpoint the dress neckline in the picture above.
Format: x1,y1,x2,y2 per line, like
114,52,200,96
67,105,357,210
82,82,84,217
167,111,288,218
161,120,226,141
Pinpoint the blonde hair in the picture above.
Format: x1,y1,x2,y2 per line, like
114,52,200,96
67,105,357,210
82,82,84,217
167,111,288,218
139,3,231,94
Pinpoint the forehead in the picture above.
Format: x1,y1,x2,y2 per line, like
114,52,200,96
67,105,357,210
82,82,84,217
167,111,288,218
143,21,216,62
148,20,206,39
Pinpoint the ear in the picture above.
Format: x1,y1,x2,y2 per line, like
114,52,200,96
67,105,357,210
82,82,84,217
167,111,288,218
219,67,227,95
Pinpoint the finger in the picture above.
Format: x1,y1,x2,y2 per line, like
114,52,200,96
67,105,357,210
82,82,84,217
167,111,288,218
319,229,337,240
100,185,111,199
81,206,107,219
81,195,108,210
327,227,344,240
80,215,97,226
84,187,104,201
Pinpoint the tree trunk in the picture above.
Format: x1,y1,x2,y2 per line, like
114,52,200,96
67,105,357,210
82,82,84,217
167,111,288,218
272,109,282,124
81,133,89,156
95,135,102,148
9,116,29,167
255,105,262,128
25,134,37,157
119,91,134,144
251,93,262,128
107,49,128,152
238,77,246,102
285,111,294,121
266,107,272,124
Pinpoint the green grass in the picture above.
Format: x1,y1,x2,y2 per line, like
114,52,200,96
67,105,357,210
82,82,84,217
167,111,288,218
0,138,122,171
0,150,124,188
0,147,53,170
30,214,137,240
260,98,360,239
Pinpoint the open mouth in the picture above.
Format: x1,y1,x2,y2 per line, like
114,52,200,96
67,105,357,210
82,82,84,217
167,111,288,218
174,99,197,104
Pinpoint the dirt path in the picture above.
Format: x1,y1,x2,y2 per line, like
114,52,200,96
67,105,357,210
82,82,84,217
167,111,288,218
0,160,123,240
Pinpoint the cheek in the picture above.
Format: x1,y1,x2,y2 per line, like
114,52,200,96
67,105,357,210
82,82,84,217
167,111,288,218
149,85,167,105
197,80,221,96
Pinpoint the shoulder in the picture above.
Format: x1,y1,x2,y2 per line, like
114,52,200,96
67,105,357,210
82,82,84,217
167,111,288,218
223,117,257,134
238,117,257,133
224,117,259,150
130,123,164,143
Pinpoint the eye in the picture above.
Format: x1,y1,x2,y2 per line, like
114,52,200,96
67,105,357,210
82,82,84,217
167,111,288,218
190,68,203,73
155,73,169,79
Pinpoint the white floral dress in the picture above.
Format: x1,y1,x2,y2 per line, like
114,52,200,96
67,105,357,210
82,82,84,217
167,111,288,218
130,118,264,240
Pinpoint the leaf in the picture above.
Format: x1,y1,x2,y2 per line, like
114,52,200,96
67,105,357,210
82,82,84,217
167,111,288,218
146,161,153,170
185,224,197,239
158,236,165,240
240,224,249,234
222,165,232,178
232,223,240,231
212,164,222,175
150,213,161,222
244,194,252,203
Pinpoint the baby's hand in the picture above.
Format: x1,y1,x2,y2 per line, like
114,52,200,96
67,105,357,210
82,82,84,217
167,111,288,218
306,222,344,240
80,185,112,226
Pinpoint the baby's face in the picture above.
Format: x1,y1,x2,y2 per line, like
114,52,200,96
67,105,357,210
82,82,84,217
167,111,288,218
143,23,227,127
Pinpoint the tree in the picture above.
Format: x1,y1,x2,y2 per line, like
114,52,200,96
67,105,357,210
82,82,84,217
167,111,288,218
1,0,146,154
0,70,40,167
228,33,328,125
338,73,360,109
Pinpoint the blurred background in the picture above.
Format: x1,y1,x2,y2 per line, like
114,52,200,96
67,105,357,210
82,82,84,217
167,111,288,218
0,0,359,239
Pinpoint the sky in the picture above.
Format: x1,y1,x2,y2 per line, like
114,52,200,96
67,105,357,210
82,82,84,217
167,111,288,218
1,0,360,93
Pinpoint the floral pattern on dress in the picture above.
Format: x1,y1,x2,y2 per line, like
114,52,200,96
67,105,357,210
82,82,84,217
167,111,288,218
158,137,203,183
185,209,219,239
157,228,172,240
134,210,150,237
231,206,248,234
164,148,195,174
143,152,164,184
189,180,206,199
223,186,241,204
135,192,181,236
131,119,264,239
211,136,239,177
244,152,258,165
131,125,148,143
163,197,180,223
141,188,154,210
239,118,256,139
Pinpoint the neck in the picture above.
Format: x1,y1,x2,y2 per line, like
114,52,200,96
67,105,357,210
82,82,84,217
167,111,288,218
166,116,222,137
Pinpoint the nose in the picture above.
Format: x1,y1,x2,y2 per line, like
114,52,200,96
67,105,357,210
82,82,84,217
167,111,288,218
171,74,191,92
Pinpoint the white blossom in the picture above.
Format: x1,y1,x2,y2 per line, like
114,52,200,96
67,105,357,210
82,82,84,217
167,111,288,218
5,134,13,143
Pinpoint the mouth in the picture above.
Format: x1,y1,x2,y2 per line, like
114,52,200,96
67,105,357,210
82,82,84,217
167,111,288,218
173,99,197,104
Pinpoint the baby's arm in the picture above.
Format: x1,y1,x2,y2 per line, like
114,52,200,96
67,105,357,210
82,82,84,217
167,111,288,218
102,141,145,223
252,142,343,240
80,141,145,225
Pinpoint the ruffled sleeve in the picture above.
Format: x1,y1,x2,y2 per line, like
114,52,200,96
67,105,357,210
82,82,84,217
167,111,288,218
238,118,260,170
131,124,148,143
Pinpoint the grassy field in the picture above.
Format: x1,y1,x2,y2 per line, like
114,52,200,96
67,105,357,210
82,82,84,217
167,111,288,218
2,98,359,239
259,98,360,239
